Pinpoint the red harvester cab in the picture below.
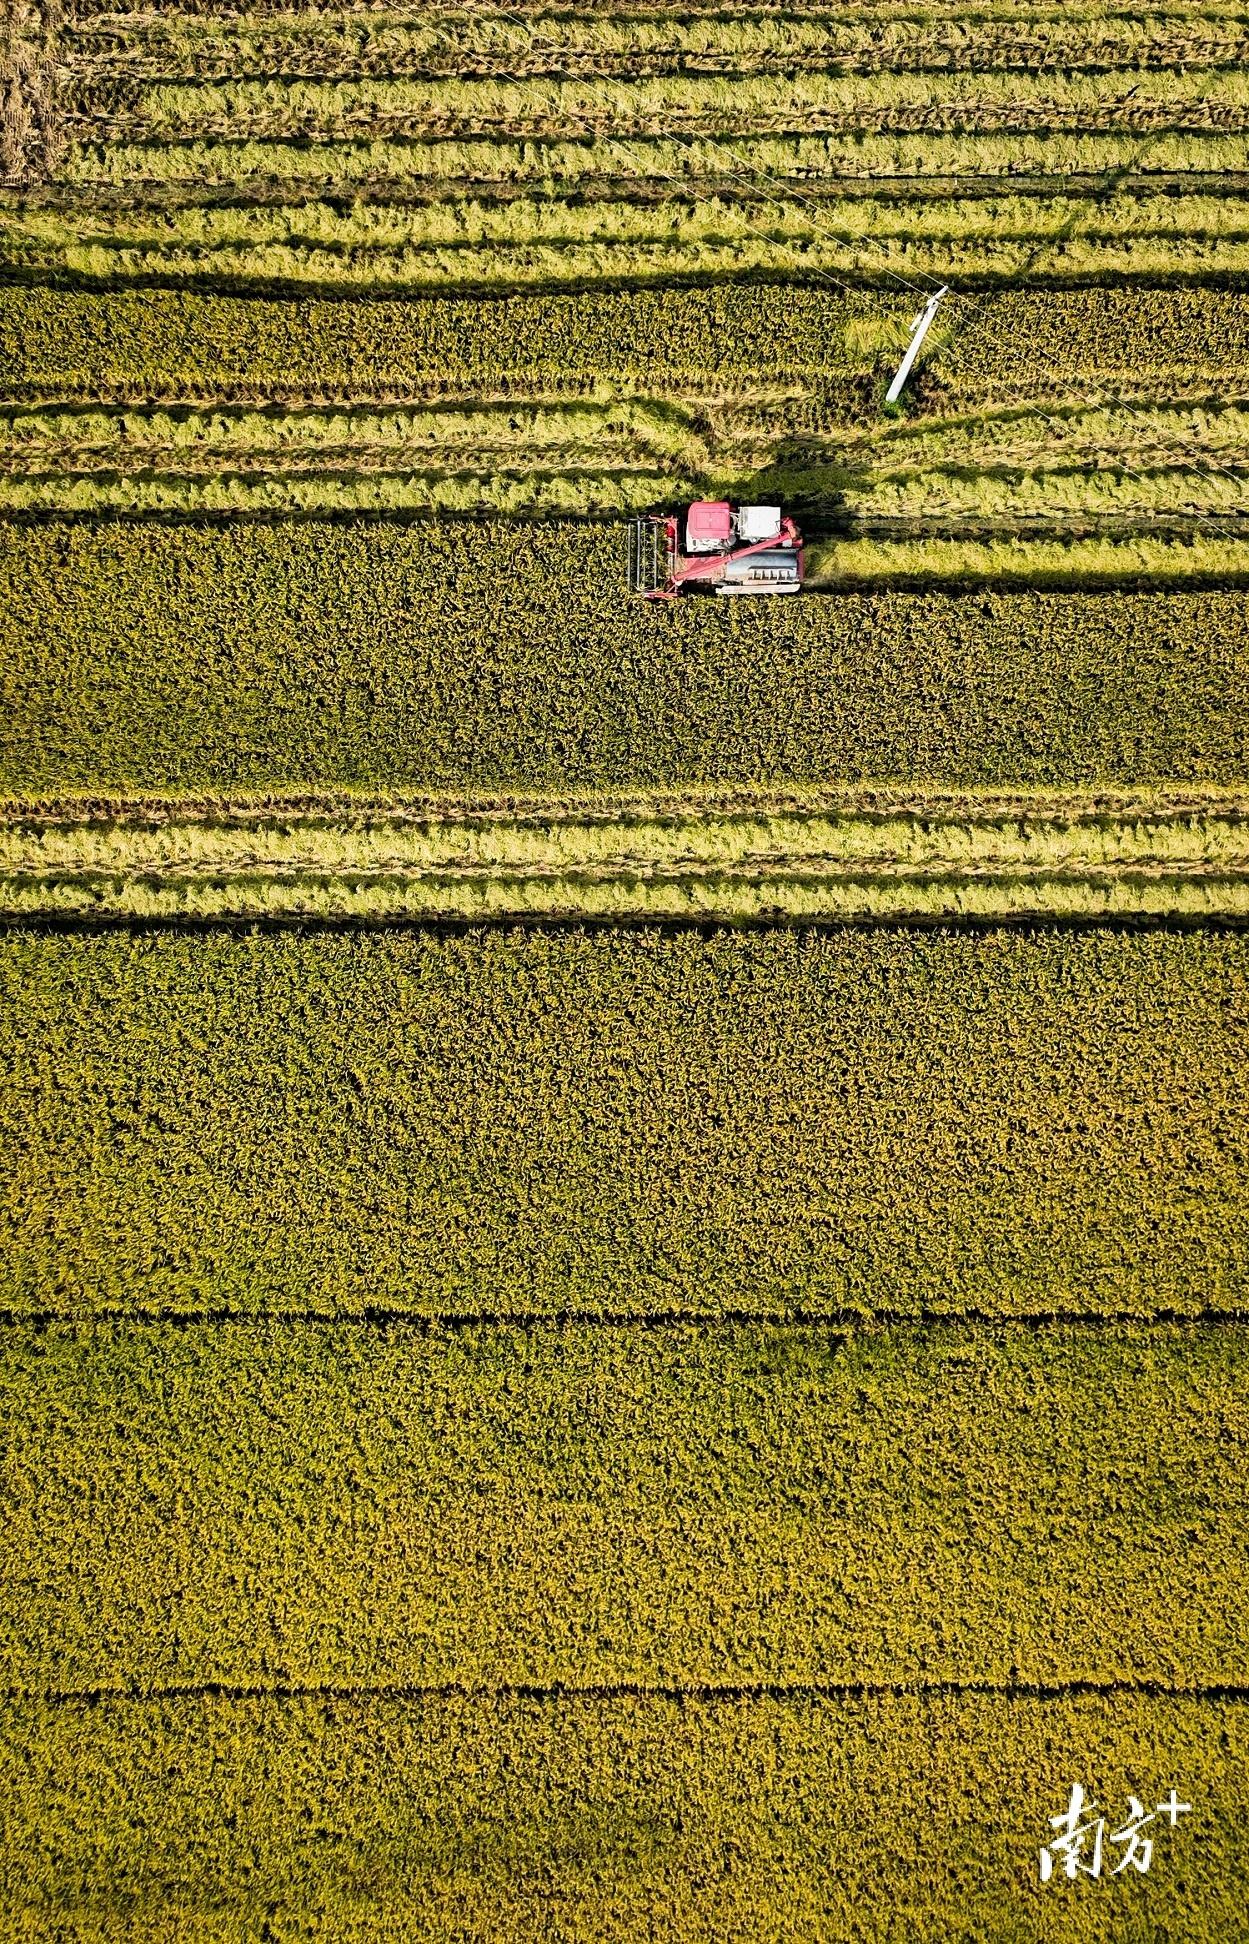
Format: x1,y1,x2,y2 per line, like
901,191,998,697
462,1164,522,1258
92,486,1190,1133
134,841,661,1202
628,501,804,598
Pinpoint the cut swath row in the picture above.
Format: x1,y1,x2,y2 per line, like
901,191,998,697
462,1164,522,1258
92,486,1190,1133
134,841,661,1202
8,229,1249,293
10,168,1249,215
62,0,1249,19
4,790,1249,921
1,397,1247,544
65,66,1249,143
60,12,1249,84
57,129,1249,189
10,186,1249,249
4,392,1243,457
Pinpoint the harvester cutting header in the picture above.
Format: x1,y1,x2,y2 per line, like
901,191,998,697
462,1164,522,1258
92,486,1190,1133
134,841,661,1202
628,501,803,598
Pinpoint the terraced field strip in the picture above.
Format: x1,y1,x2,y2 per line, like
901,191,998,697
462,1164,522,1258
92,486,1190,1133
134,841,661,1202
8,4,1246,290
3,927,1244,1318
6,522,1248,792
3,1689,1242,1939
3,786,1248,921
2,1316,1248,1689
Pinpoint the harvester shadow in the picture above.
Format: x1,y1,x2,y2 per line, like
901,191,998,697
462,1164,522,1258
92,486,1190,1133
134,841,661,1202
707,439,874,542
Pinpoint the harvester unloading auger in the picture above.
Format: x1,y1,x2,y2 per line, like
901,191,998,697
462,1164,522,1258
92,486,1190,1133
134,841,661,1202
627,286,950,599
628,501,804,598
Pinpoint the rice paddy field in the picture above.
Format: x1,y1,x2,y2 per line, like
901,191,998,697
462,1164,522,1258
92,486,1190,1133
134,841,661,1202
2,1,1249,1938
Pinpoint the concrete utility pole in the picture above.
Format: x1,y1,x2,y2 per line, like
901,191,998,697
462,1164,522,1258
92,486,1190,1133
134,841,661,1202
885,286,949,404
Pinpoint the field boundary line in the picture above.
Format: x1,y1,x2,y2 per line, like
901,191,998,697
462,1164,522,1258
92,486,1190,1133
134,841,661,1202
7,1676,1249,1707
0,1307,1244,1330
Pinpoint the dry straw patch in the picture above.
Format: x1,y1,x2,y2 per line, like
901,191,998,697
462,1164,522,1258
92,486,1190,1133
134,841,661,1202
1,0,61,184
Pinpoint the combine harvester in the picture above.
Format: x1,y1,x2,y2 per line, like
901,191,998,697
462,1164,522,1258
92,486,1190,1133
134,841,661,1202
628,501,804,599
628,286,950,599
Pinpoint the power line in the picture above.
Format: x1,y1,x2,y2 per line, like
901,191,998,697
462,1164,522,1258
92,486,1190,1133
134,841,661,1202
442,1,1249,556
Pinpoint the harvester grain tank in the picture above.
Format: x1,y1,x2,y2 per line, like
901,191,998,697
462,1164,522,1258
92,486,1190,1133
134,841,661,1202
628,501,804,598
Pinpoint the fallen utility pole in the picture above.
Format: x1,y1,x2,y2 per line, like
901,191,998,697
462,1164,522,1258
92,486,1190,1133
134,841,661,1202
885,285,949,404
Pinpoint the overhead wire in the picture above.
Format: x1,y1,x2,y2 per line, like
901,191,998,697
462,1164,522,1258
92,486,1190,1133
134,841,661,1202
439,0,1249,556
685,100,1249,535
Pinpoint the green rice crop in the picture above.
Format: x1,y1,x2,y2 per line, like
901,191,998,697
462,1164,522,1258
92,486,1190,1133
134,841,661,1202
1,1688,1244,1940
943,286,1249,403
3,522,1249,792
7,3,1249,1934
2,928,1245,1319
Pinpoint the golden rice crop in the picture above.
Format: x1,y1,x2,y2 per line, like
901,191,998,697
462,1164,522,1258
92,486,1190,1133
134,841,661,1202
2,284,1246,409
2,521,1247,794
3,1317,1248,1687
2,928,1245,1319
4,1688,1244,1940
